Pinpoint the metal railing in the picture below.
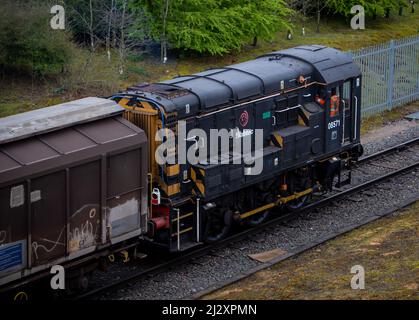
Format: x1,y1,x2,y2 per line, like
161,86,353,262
351,35,419,117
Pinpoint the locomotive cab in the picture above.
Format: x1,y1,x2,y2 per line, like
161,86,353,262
324,77,362,154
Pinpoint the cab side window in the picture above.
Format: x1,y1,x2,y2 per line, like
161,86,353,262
330,87,340,117
315,88,326,107
342,81,351,110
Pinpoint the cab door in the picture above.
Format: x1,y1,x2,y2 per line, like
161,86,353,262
341,79,354,145
325,85,342,153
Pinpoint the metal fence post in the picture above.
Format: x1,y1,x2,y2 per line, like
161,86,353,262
417,75,419,95
387,40,396,110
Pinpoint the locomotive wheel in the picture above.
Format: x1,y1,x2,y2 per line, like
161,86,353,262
204,209,233,243
78,275,89,291
244,182,275,227
245,209,272,227
286,175,311,211
285,194,309,211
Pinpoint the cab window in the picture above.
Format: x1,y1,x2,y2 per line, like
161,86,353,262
330,87,340,117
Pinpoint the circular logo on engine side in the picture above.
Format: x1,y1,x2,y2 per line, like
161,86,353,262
239,110,249,127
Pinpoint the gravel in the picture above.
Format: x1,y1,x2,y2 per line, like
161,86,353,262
361,119,419,156
96,118,419,300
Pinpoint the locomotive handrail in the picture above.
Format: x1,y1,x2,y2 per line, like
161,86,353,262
341,99,346,144
354,95,358,140
175,208,181,251
196,81,327,119
196,198,201,243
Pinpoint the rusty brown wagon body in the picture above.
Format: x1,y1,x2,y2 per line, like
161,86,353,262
0,97,148,286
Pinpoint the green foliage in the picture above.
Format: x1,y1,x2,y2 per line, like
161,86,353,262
325,0,407,18
131,0,294,55
126,65,149,76
127,53,145,62
0,1,74,77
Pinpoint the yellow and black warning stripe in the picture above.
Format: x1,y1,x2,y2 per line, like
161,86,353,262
190,167,205,197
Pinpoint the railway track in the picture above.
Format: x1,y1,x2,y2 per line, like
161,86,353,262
75,137,419,300
358,136,419,163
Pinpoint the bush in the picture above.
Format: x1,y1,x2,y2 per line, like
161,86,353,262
0,1,75,78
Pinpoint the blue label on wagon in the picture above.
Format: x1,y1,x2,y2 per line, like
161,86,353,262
0,242,23,272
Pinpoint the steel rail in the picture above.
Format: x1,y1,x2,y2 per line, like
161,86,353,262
358,136,419,164
76,156,419,300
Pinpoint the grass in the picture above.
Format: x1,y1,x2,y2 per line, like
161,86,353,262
203,202,419,300
0,47,141,118
0,10,418,118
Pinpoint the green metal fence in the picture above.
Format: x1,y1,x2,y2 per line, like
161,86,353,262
351,35,419,117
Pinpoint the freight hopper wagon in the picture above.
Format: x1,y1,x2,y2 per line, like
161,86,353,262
0,98,148,290
114,45,364,251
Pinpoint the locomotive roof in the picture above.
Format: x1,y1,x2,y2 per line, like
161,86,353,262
124,45,360,117
160,54,312,107
0,97,123,145
266,45,361,84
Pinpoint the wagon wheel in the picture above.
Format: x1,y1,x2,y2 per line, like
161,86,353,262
204,209,233,243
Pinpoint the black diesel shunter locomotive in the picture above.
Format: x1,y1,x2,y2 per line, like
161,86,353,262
115,44,363,250
0,45,363,290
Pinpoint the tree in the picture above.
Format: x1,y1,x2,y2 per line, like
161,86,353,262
288,0,409,31
132,0,294,55
105,0,116,61
0,0,74,78
287,0,318,34
118,0,128,74
66,0,104,49
65,0,150,73
316,0,327,33
324,0,404,18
